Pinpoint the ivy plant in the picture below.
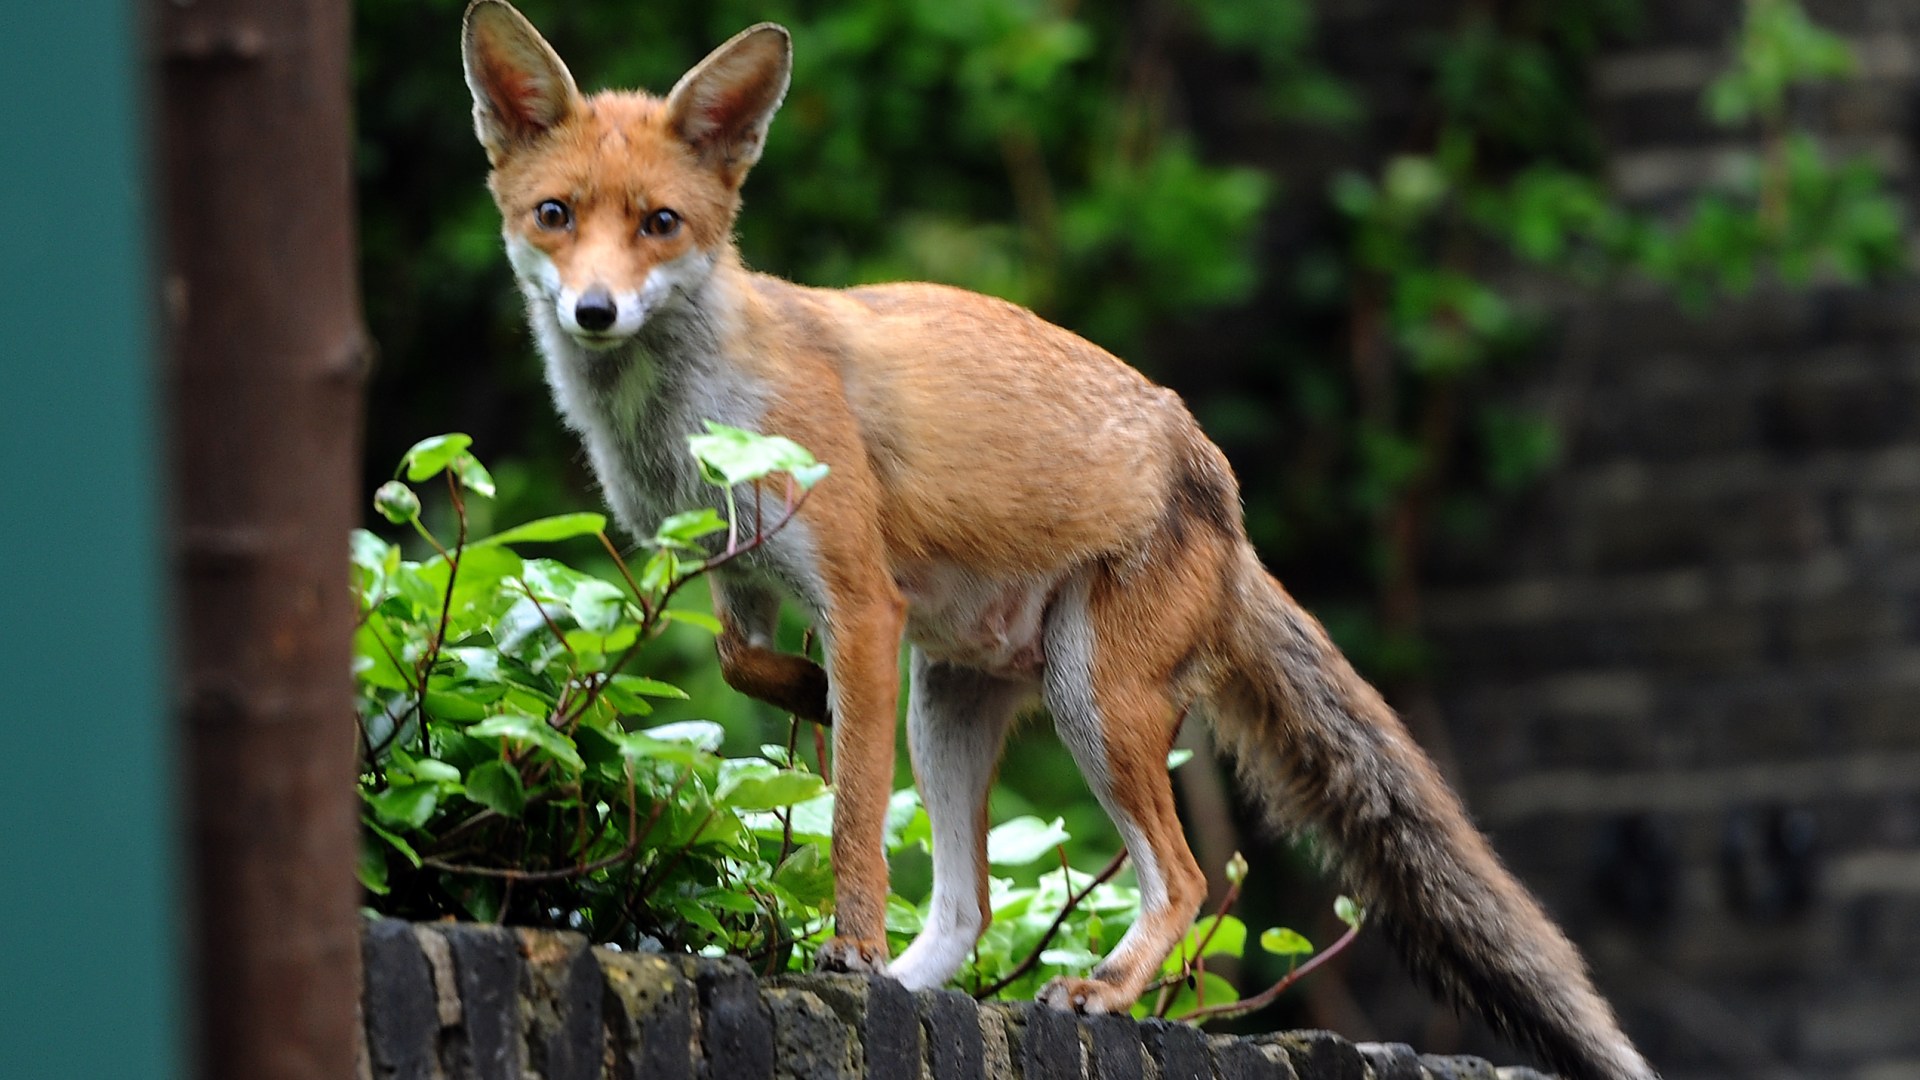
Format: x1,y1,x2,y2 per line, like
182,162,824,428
354,429,1358,1018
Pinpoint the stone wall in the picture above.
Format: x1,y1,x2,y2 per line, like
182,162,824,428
1400,3,1920,1078
358,920,1550,1080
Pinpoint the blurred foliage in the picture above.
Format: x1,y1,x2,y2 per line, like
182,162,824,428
355,0,1908,1005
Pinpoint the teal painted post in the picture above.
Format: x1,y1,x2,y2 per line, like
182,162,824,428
0,1,182,1079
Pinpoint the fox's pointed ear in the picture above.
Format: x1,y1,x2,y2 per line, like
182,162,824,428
665,24,791,187
462,0,580,162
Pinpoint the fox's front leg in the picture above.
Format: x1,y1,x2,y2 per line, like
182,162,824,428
812,577,908,973
710,577,830,725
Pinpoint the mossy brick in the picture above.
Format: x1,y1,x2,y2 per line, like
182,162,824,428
429,922,524,1080
412,927,462,1029
1210,1034,1298,1080
517,929,604,1080
977,1003,1017,1079
1139,1019,1208,1080
599,950,695,1080
777,974,922,1080
1256,1030,1366,1080
680,955,774,1080
1086,1015,1145,1080
916,990,985,1080
1355,1042,1425,1080
1419,1056,1499,1080
765,987,859,1080
362,919,438,1080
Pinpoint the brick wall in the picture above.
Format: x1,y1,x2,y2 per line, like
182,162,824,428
358,920,1551,1080
1398,3,1920,1078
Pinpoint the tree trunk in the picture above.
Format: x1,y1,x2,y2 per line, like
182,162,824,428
157,0,368,1076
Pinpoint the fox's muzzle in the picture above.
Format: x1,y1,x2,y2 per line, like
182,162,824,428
575,285,617,332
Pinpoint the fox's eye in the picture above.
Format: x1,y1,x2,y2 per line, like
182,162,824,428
534,200,571,230
640,208,681,238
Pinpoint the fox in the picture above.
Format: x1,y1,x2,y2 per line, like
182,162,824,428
458,4,1656,1078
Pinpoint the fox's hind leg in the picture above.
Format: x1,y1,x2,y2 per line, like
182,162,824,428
1036,570,1211,1014
888,650,1029,990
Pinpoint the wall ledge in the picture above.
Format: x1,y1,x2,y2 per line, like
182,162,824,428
358,919,1555,1080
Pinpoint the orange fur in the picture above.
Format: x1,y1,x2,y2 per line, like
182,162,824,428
461,6,1657,1078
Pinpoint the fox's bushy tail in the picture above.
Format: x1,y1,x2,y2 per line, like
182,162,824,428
1209,549,1656,1080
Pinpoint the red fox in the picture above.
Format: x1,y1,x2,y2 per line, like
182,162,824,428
460,5,1655,1077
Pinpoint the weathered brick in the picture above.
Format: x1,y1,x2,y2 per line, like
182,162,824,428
917,990,985,1080
1355,1041,1425,1080
362,919,438,1080
518,929,604,1080
1086,1015,1145,1080
1211,1033,1297,1080
682,956,774,1080
977,1003,1017,1080
764,987,858,1080
600,950,695,1080
1141,1019,1210,1080
776,974,921,1080
1019,1002,1088,1080
1419,1055,1499,1080
430,923,524,1080
1255,1030,1366,1080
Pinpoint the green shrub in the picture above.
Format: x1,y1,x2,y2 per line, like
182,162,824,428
354,428,1355,1017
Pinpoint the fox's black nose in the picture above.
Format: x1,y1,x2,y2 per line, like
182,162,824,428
575,287,617,332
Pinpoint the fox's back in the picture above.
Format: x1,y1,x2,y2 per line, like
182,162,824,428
748,276,1209,575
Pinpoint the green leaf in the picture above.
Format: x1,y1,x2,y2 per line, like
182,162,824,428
773,845,835,905
885,894,925,935
479,512,608,547
364,782,439,830
570,578,627,633
665,608,723,635
1039,946,1100,970
598,679,654,717
1166,914,1246,971
643,720,726,751
986,816,1071,867
423,690,489,722
400,433,473,481
687,421,829,489
402,756,462,785
357,836,390,895
639,550,680,593
1224,851,1248,886
1335,895,1367,929
654,508,727,548
453,452,495,497
470,711,584,771
364,817,422,868
1160,971,1240,1021
351,528,394,575
354,620,413,692
699,889,762,915
611,675,689,700
1260,927,1315,956
674,897,727,940
374,481,421,524
465,759,527,817
719,765,827,811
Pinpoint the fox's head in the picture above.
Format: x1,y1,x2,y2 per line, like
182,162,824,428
461,1,788,350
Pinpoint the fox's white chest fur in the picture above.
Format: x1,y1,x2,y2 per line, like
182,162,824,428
523,274,763,534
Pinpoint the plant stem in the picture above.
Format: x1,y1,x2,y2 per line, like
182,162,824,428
975,848,1129,999
1176,919,1365,1025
